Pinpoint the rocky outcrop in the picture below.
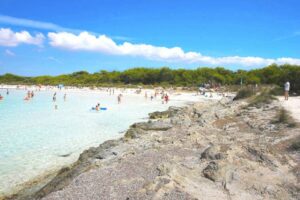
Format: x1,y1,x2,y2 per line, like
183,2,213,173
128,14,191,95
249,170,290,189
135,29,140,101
148,106,182,119
10,97,300,200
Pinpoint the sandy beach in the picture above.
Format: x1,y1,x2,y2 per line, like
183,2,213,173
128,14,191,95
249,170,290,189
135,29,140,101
280,96,300,122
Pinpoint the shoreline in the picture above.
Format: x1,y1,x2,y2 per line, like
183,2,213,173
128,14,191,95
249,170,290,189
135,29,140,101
38,97,299,199
1,100,204,200
3,90,299,199
1,88,224,200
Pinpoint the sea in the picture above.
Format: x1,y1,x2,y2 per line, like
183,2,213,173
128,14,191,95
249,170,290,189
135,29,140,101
0,87,206,196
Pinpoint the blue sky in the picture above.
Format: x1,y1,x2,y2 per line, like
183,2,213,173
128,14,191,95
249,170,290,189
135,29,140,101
0,0,299,76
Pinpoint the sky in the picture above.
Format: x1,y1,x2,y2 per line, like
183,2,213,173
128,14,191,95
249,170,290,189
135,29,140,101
0,0,299,76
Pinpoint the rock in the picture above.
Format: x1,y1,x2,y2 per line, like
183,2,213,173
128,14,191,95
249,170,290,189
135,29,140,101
203,161,219,181
131,121,173,131
149,106,182,119
246,147,277,168
201,146,224,160
125,128,146,139
149,111,169,119
156,164,170,176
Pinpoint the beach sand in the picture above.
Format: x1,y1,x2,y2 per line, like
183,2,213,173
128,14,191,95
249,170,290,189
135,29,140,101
280,96,300,122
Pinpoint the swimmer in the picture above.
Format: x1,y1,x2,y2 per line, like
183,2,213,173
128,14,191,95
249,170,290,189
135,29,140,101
6,89,9,95
64,93,67,101
0,94,3,100
95,103,100,111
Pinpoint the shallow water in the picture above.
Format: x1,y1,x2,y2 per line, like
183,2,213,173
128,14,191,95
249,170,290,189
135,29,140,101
0,88,203,196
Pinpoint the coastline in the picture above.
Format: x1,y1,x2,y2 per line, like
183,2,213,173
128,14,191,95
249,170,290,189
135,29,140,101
2,99,203,200
1,86,223,200
6,94,300,199
2,89,299,200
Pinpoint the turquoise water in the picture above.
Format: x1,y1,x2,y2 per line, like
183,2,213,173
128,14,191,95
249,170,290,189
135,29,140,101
0,88,192,196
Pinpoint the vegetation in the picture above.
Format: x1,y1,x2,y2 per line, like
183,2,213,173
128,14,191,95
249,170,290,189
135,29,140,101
273,108,297,128
288,137,300,151
233,87,256,100
0,64,300,93
248,89,277,108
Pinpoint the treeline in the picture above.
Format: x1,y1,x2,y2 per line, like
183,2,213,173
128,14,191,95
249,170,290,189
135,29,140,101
0,64,300,92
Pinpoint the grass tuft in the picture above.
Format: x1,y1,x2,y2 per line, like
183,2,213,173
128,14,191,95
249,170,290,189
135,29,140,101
288,138,300,151
273,108,297,128
269,86,283,96
233,87,256,101
248,89,277,108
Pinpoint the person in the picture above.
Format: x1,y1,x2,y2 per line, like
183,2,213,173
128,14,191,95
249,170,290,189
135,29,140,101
0,94,3,100
284,81,290,100
27,91,31,99
117,94,121,104
165,94,169,104
6,89,9,95
95,103,100,111
53,92,56,102
24,96,29,101
64,93,67,101
31,91,34,98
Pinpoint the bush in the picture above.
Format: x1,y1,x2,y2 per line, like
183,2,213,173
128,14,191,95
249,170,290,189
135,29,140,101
248,89,277,108
269,86,283,96
273,108,297,128
233,87,256,100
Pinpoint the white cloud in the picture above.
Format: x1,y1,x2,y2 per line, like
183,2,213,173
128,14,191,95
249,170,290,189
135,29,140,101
4,49,15,56
0,15,130,41
0,28,44,47
48,31,300,67
0,15,82,33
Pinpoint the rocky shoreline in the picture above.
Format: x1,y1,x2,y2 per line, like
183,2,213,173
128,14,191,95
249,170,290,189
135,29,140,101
6,97,300,200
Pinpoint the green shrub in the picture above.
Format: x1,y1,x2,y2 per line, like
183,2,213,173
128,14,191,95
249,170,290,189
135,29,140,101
248,89,277,108
273,108,297,128
269,86,283,96
233,87,256,100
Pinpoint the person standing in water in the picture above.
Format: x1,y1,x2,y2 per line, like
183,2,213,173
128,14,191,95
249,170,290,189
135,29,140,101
0,94,3,100
64,93,67,101
118,94,122,104
165,94,169,104
284,81,290,100
6,89,9,95
53,92,56,102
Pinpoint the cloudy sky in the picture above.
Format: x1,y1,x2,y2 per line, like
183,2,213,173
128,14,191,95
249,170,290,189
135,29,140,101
0,0,299,75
